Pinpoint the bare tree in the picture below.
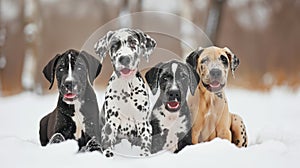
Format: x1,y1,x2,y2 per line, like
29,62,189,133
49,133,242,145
23,0,42,93
205,0,225,43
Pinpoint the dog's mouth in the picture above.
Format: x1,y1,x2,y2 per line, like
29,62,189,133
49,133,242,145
119,68,136,77
202,81,225,92
165,101,180,112
63,93,78,102
210,81,221,88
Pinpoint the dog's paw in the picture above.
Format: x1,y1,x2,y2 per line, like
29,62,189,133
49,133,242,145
49,133,65,144
85,138,102,152
103,149,114,158
139,152,150,157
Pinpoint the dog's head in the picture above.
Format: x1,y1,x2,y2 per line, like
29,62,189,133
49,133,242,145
94,28,156,78
145,60,199,112
186,46,239,93
43,49,102,104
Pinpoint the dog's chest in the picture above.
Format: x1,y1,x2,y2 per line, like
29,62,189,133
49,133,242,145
105,73,150,121
71,101,86,140
153,106,188,150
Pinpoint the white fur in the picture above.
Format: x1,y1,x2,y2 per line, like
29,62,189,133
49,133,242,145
71,100,86,140
171,63,178,90
66,54,74,81
152,105,188,152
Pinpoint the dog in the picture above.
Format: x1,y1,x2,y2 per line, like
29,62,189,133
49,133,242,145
39,49,102,152
145,60,199,154
186,46,248,147
94,28,156,157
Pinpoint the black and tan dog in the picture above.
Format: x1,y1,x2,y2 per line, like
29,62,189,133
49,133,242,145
39,49,102,152
186,46,248,147
145,60,199,153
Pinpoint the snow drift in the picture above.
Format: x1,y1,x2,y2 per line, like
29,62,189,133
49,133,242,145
0,87,299,168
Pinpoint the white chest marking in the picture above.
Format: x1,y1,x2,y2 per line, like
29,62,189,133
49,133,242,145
171,63,178,90
71,101,86,140
153,106,188,151
66,54,74,81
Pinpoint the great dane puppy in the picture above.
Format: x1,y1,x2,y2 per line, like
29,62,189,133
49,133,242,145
145,60,199,154
186,46,248,147
39,49,102,152
94,28,156,157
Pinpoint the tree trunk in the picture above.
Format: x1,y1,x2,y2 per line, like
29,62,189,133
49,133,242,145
205,0,225,43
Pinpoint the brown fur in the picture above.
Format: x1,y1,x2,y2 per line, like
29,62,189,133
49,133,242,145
187,46,248,147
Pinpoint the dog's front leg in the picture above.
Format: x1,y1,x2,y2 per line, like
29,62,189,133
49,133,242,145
138,121,152,157
192,115,204,144
215,106,232,142
101,122,118,157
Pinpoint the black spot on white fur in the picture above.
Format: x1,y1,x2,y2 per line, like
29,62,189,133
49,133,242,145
96,29,155,157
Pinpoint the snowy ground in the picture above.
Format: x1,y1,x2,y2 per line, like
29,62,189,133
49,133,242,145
0,87,299,168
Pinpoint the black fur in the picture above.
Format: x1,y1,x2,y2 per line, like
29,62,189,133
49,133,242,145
145,60,199,153
39,49,102,152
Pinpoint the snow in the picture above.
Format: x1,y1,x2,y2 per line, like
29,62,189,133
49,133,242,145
0,87,300,168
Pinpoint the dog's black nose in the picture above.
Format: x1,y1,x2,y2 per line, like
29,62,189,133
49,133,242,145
119,56,130,66
167,90,180,100
64,81,77,90
210,69,222,79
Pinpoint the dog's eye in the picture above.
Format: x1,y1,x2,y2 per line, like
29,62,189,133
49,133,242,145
128,40,136,49
75,65,85,72
162,74,172,81
201,57,208,64
179,72,186,79
111,41,121,50
59,68,64,72
162,76,168,81
129,42,135,48
220,55,228,66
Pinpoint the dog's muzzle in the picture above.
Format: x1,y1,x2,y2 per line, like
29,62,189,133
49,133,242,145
116,56,137,78
62,81,80,102
165,90,181,112
203,68,225,92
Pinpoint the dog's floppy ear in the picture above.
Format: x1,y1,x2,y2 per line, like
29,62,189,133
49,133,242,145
43,54,61,90
135,29,156,61
224,47,240,77
94,31,114,59
145,63,162,95
80,50,102,85
186,64,200,96
186,47,203,70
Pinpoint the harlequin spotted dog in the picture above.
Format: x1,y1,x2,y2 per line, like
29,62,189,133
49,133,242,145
145,60,199,153
94,28,156,157
39,49,102,152
186,46,248,147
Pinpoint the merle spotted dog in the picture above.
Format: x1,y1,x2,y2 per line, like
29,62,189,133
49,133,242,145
39,49,102,152
94,28,156,157
145,60,199,154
